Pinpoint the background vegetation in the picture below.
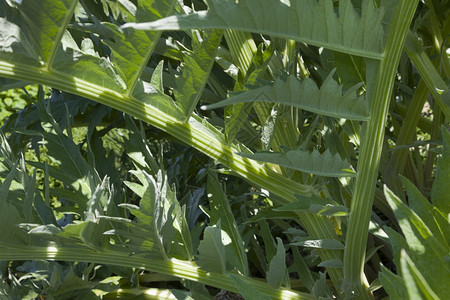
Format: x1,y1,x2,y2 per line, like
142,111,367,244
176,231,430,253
0,0,449,299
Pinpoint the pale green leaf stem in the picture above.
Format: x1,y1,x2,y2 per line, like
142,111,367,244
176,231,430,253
0,245,316,300
343,1,419,298
224,29,256,73
223,30,257,144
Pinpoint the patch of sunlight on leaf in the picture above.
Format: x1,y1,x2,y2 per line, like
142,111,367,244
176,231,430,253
46,244,58,259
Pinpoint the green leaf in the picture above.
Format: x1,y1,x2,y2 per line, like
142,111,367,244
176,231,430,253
0,15,39,65
431,127,450,214
15,0,78,65
229,274,271,300
0,167,28,245
196,223,226,274
123,0,385,59
162,184,193,261
309,205,348,217
32,188,58,226
317,259,344,268
400,249,440,300
312,272,332,297
19,102,98,199
238,148,356,177
116,170,176,259
275,195,348,217
379,266,408,300
175,29,223,121
205,70,369,121
405,34,450,119
171,289,194,300
274,196,325,211
266,238,286,289
102,0,176,94
207,172,249,275
258,220,277,261
400,176,448,247
332,52,366,90
245,209,299,223
8,0,127,92
290,245,315,292
151,60,165,93
384,185,450,298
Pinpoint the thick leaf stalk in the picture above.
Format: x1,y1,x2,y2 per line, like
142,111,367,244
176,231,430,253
343,1,419,298
0,245,316,300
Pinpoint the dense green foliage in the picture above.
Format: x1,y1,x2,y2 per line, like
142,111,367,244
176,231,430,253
0,0,449,299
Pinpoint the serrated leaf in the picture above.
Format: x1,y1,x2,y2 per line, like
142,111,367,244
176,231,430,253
114,170,176,259
175,29,223,121
196,223,226,274
11,0,126,92
20,102,98,199
102,0,176,92
124,181,146,198
162,188,193,261
206,70,369,121
266,238,286,289
239,148,356,177
123,0,385,59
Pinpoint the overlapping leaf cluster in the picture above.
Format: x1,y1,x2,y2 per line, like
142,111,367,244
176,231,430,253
0,0,449,299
